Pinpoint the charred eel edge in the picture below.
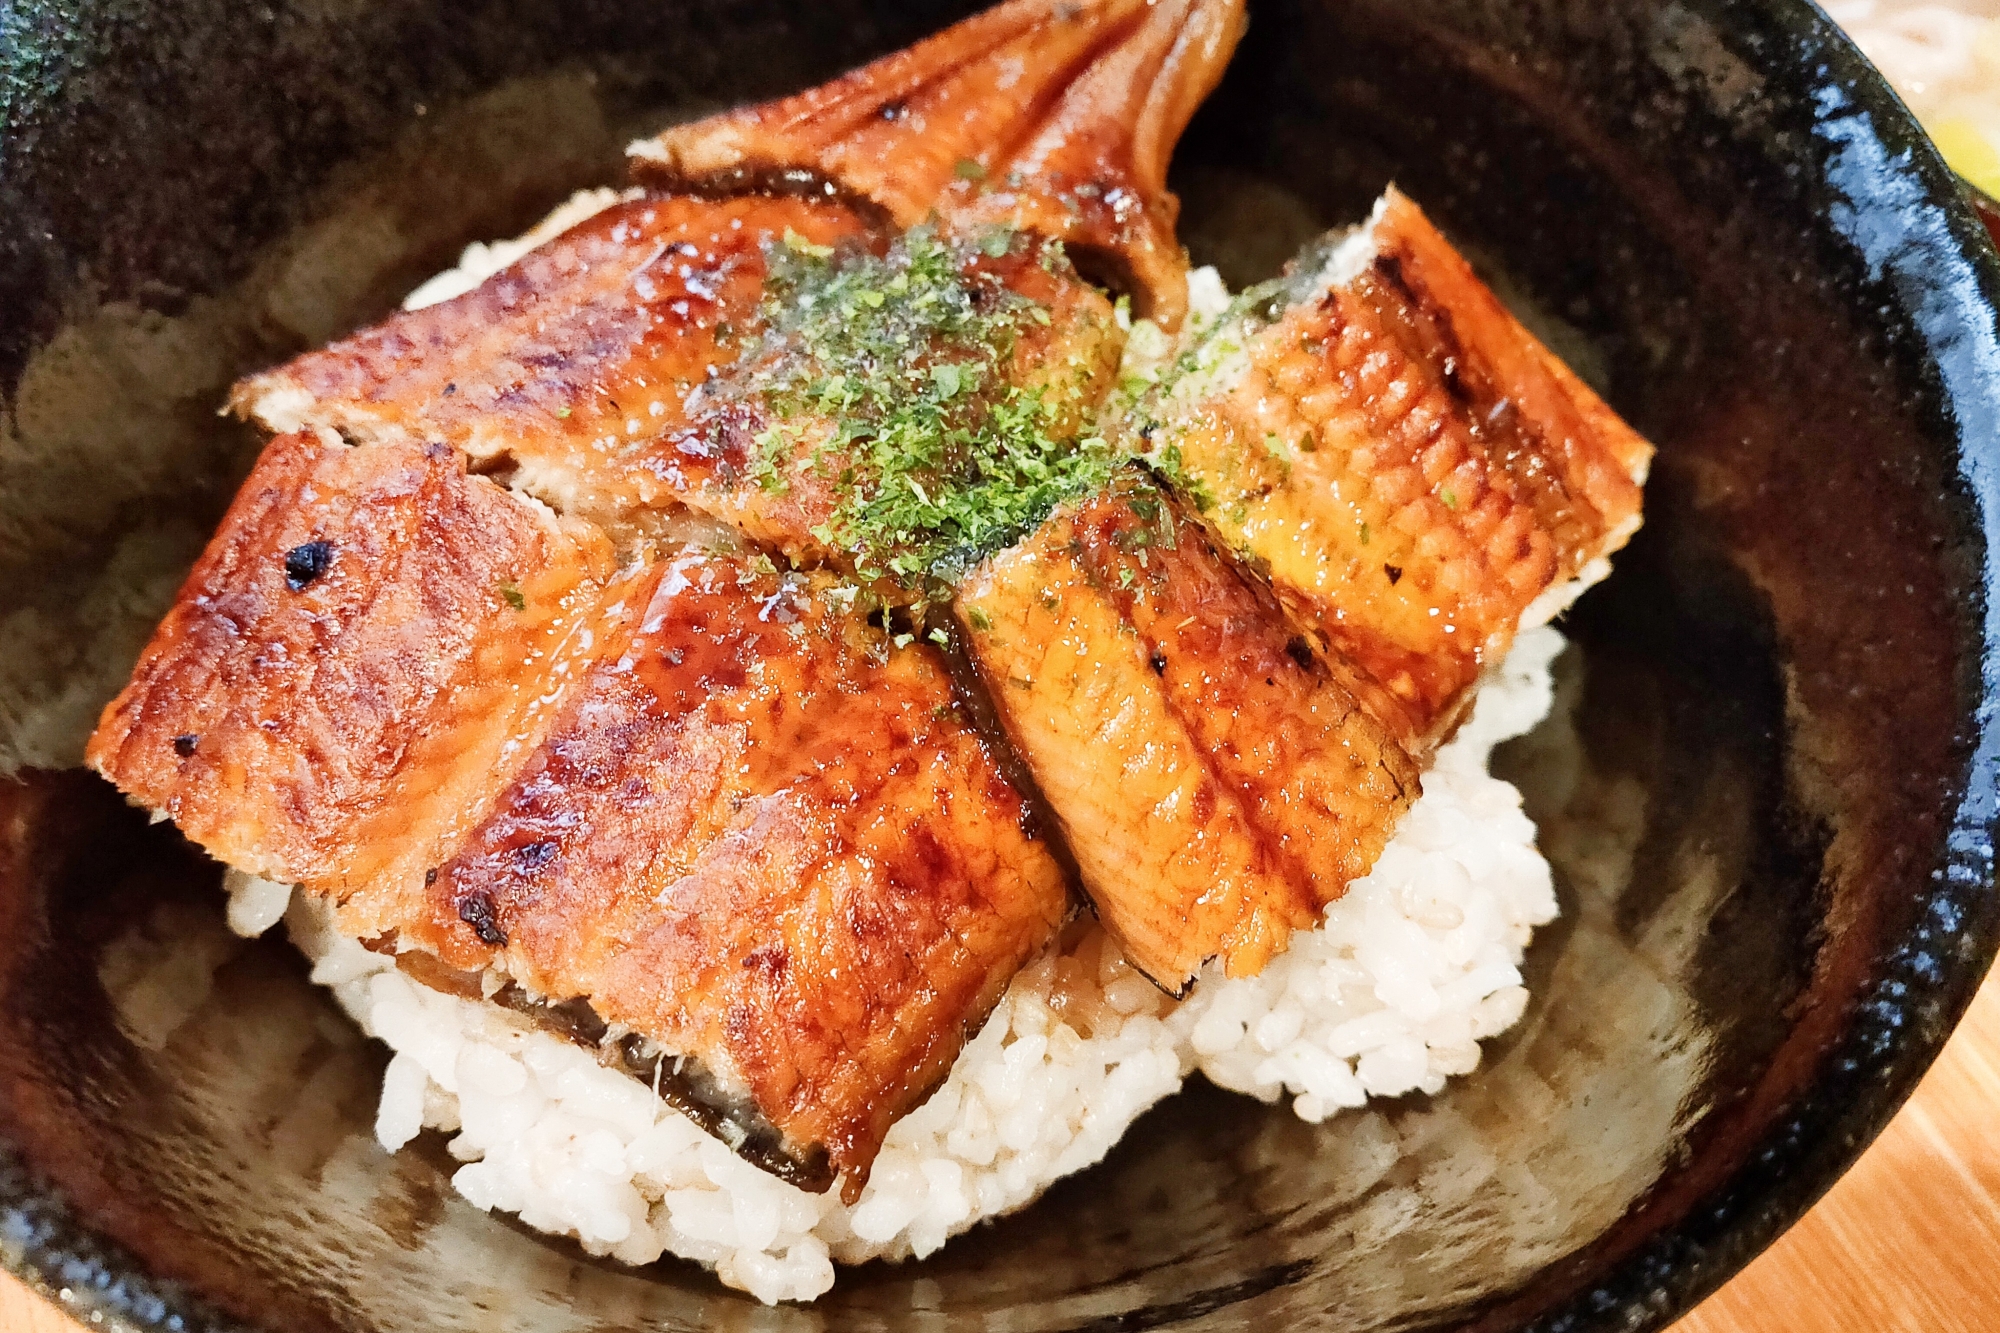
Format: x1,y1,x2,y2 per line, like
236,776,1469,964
394,950,836,1194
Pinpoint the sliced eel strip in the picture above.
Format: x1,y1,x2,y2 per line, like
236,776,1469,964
1130,189,1652,747
421,555,1067,1199
85,431,616,935
957,471,1418,991
230,195,874,550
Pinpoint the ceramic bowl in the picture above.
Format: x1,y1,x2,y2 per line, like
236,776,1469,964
2,1,1998,1328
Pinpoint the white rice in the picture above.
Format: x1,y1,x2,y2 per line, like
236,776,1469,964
225,621,1562,1304
216,201,1571,1304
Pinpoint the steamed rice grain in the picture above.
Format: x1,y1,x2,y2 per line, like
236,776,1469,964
231,621,1563,1304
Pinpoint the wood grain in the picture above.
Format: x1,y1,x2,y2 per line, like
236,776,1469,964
1669,959,2000,1333
4,962,1996,1331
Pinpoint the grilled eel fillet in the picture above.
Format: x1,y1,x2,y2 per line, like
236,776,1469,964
1120,190,1653,752
86,430,1068,1195
957,193,1653,992
98,0,1238,1197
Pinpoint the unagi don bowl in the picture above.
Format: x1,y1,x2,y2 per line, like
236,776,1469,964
1,1,1998,1329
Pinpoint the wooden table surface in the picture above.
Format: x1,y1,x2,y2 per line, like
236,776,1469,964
5,962,1996,1332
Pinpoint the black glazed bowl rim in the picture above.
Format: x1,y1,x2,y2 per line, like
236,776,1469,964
3,1,2000,1329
